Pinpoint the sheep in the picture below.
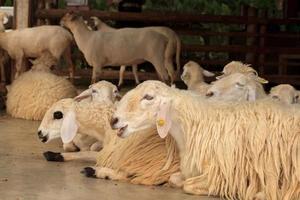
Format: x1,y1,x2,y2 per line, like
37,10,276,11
111,80,300,200
6,62,77,120
60,12,171,84
38,83,180,186
89,16,181,87
180,61,215,95
217,61,268,84
206,72,266,101
0,11,75,80
29,51,57,72
269,84,299,104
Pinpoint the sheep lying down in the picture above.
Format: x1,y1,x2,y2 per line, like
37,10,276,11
112,80,300,200
38,81,179,186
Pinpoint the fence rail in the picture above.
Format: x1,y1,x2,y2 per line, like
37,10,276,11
33,6,300,85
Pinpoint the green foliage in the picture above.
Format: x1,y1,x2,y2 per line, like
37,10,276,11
89,0,108,10
4,0,13,6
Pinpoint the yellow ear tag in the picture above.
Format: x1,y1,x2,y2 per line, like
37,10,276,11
157,119,165,127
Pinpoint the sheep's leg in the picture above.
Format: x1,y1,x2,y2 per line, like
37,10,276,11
169,172,184,188
118,65,126,88
43,151,98,162
82,166,128,181
14,55,25,79
183,174,212,196
63,142,79,152
164,57,176,84
91,66,102,84
151,58,170,84
90,141,103,151
63,46,75,83
0,62,5,84
132,64,140,85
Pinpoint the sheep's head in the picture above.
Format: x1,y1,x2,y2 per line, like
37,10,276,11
111,80,172,138
38,98,77,143
206,73,263,102
74,81,120,103
0,12,9,32
60,12,82,29
269,84,299,104
181,61,214,85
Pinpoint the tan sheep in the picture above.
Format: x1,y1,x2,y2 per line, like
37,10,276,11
6,67,77,120
0,11,74,79
38,88,180,185
269,84,299,104
112,80,300,200
206,72,266,101
90,16,181,86
181,61,215,95
60,12,171,84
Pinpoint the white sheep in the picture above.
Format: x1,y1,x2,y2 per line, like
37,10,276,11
60,12,171,84
0,11,74,79
6,62,77,120
269,84,299,104
180,61,215,95
217,61,268,84
206,72,266,101
90,16,181,86
38,83,180,185
111,80,300,200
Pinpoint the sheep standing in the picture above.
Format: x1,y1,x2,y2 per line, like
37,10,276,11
38,83,180,186
6,59,77,120
90,17,181,86
269,84,299,104
181,61,214,95
111,80,300,199
60,12,171,84
0,11,74,80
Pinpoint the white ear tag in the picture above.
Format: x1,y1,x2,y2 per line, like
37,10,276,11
61,110,78,143
156,100,172,138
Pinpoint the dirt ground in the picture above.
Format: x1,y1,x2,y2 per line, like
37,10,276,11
0,113,219,200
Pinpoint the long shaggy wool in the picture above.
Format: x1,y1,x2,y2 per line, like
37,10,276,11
167,87,300,200
7,71,77,120
96,128,180,185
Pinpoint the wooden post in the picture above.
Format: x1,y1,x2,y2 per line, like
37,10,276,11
258,10,267,74
245,6,257,64
14,0,31,28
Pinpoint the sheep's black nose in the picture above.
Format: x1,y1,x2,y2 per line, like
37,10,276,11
206,91,214,97
38,130,42,137
110,117,118,128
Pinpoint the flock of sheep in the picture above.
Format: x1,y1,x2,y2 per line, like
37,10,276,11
1,10,300,200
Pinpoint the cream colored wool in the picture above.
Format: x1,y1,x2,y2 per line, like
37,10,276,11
6,71,77,120
96,128,179,185
115,81,300,199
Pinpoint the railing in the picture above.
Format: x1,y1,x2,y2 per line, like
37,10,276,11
34,6,300,85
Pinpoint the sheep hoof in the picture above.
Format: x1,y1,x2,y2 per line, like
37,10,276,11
43,151,64,162
81,167,96,178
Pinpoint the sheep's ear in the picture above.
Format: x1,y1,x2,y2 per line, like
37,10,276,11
203,70,215,77
156,99,172,139
60,110,78,143
246,86,256,101
3,15,8,24
74,89,92,102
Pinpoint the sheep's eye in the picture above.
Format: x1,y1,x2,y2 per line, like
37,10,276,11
92,89,97,93
272,95,279,100
53,111,63,120
236,82,245,88
142,94,154,101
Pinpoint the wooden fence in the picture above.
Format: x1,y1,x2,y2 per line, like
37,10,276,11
33,5,300,85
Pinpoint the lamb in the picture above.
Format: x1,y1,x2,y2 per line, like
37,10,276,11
60,12,171,84
269,84,299,104
89,16,181,86
38,82,180,186
217,61,268,84
0,11,74,80
6,60,77,120
111,80,300,200
206,72,267,101
180,61,215,95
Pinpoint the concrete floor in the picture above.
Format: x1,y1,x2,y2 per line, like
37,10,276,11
0,114,219,200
